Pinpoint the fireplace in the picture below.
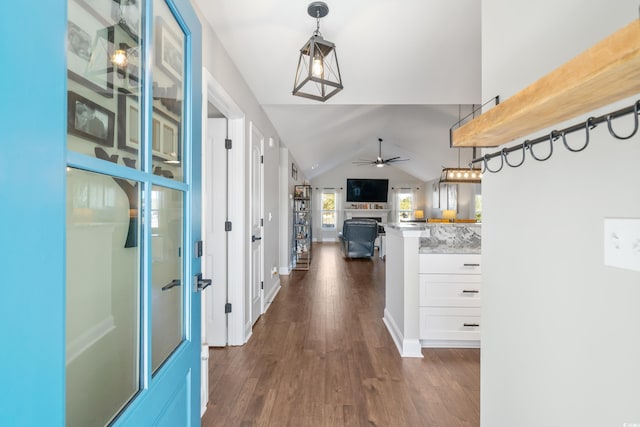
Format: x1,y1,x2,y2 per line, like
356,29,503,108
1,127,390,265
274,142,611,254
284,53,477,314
344,208,391,232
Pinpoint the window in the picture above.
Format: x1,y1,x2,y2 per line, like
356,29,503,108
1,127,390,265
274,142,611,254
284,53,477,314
398,191,414,221
321,191,336,228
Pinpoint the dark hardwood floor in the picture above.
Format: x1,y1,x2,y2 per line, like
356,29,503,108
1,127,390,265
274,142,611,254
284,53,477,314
201,243,480,427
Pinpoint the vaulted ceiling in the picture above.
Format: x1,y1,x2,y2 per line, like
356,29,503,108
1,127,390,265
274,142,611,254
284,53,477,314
194,0,482,181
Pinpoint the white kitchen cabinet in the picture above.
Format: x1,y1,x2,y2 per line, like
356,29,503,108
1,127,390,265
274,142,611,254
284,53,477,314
419,253,481,348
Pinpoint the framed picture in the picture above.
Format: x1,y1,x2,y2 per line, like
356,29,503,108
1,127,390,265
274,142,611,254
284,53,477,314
156,18,183,82
117,91,139,153
67,1,114,97
153,108,181,162
117,91,179,162
291,163,298,180
68,91,115,147
432,182,440,209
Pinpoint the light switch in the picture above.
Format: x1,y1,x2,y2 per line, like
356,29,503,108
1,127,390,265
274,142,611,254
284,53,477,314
604,218,640,272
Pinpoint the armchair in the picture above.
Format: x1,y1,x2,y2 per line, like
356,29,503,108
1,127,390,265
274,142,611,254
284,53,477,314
338,218,379,258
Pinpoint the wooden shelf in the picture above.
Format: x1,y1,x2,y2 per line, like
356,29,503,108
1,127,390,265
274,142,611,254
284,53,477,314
452,19,640,148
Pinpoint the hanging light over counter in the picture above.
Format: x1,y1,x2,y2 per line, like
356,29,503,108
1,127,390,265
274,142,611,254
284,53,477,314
440,105,482,184
440,167,482,184
292,2,343,102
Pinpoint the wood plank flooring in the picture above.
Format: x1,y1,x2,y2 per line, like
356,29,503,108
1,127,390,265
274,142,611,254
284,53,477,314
201,243,479,427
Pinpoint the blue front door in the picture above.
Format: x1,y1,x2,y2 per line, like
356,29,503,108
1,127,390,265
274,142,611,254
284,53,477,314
0,0,202,425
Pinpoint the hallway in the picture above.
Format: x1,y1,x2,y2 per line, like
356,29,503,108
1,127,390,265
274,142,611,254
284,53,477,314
201,243,480,426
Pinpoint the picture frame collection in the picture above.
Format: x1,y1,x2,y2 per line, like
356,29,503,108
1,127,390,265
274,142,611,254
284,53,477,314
67,0,183,166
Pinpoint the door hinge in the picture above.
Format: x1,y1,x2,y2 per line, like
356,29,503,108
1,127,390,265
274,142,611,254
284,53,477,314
225,138,232,150
260,218,264,227
225,221,232,231
261,281,264,290
195,240,203,258
225,303,232,313
260,155,264,164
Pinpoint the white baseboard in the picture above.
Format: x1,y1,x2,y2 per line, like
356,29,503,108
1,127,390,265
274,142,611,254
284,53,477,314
382,309,423,358
420,339,481,348
279,266,290,275
244,322,252,344
264,279,281,311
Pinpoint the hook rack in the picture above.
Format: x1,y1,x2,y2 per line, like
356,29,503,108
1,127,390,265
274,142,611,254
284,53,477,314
470,100,640,173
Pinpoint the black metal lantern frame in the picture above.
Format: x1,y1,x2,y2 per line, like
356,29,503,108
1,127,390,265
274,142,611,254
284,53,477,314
292,2,343,102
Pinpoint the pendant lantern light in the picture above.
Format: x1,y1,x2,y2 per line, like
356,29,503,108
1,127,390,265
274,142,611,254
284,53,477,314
292,2,343,102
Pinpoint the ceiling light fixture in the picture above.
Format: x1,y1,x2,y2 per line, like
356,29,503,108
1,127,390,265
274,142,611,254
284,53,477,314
439,167,482,184
292,2,343,102
440,105,482,184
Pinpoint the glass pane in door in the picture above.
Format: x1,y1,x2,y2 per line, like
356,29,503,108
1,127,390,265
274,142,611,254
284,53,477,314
66,168,140,427
151,185,184,372
67,0,143,170
151,0,184,182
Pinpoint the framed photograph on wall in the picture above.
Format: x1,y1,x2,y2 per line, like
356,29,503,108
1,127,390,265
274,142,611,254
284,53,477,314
67,1,114,97
291,163,298,180
153,108,180,162
68,91,115,147
156,18,183,82
117,91,139,153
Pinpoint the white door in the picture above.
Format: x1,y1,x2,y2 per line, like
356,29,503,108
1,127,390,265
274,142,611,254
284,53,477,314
250,123,264,326
203,118,228,346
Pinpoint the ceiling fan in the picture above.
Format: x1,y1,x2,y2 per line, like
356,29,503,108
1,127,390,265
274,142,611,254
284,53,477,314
353,138,409,168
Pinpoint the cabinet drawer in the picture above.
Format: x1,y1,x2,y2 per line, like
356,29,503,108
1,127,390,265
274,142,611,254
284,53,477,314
419,307,481,341
419,274,481,307
419,254,481,274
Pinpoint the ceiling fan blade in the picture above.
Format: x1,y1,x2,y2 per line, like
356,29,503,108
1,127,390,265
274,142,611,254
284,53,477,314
354,138,411,166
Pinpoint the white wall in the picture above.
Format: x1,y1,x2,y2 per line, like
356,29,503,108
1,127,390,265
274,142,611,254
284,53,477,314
196,4,282,338
481,2,640,426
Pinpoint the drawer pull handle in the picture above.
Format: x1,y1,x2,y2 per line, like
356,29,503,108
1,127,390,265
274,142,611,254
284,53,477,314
463,263,480,267
462,290,479,294
463,323,480,327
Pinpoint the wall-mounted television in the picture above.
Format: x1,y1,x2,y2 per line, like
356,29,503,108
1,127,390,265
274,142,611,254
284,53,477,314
346,179,389,203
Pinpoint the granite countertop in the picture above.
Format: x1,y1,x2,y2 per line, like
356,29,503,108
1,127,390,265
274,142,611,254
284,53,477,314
384,222,482,254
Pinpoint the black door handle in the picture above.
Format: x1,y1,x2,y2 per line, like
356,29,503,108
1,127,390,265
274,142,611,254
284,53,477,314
194,273,212,292
252,235,262,242
161,279,181,291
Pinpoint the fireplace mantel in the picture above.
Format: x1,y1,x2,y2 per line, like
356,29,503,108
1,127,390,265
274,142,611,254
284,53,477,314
344,209,391,222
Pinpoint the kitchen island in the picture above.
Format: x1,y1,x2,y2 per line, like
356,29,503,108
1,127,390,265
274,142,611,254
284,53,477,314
383,222,482,357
